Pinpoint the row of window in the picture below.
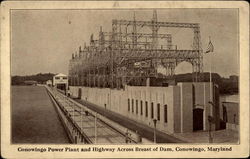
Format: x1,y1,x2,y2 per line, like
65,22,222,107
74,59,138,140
55,77,67,80
128,99,168,123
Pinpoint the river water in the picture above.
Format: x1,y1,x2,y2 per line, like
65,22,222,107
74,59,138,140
11,86,70,143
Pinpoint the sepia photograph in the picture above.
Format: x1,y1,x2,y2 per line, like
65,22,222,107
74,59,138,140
1,1,249,158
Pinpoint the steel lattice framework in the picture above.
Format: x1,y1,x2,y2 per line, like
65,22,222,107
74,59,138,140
69,10,203,88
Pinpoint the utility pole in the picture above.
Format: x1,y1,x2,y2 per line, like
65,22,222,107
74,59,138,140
208,115,213,143
95,112,98,144
153,119,157,143
151,10,159,50
81,107,83,132
72,102,74,122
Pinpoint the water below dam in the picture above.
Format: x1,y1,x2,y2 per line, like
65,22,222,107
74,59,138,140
11,86,70,143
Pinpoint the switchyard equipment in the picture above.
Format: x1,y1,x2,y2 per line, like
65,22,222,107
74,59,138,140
69,10,203,88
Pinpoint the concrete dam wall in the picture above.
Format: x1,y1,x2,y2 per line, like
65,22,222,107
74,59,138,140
69,82,220,134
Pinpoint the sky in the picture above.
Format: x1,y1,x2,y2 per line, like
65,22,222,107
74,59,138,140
11,9,238,78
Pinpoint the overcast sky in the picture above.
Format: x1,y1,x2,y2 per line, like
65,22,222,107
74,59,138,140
11,9,238,77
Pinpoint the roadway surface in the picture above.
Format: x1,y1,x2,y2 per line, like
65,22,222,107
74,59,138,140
12,86,70,143
73,98,184,143
51,88,135,144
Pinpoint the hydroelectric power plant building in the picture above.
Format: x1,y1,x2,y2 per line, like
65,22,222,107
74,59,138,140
68,10,220,134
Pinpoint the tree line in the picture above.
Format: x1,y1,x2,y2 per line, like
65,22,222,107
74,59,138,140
11,72,238,95
11,73,55,85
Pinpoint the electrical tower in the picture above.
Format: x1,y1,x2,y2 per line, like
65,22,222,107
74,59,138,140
69,10,203,88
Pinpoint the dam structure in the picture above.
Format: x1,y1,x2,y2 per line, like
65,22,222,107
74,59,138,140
68,10,220,138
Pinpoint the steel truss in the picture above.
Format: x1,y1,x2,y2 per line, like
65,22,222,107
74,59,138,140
69,10,203,88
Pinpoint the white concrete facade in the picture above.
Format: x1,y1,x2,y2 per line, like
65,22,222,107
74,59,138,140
69,82,219,134
53,73,68,89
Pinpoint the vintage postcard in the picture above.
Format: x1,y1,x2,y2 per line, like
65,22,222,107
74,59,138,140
1,1,249,158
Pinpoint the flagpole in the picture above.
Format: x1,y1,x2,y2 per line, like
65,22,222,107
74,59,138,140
209,36,213,106
209,51,214,142
209,36,213,116
205,36,214,142
209,37,213,143
203,82,206,128
210,52,212,102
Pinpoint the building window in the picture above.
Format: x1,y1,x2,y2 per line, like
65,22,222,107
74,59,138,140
151,102,154,119
157,103,160,121
63,77,67,80
128,99,130,111
55,77,60,80
140,100,143,115
132,99,134,113
164,105,168,123
145,101,148,117
136,100,138,114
